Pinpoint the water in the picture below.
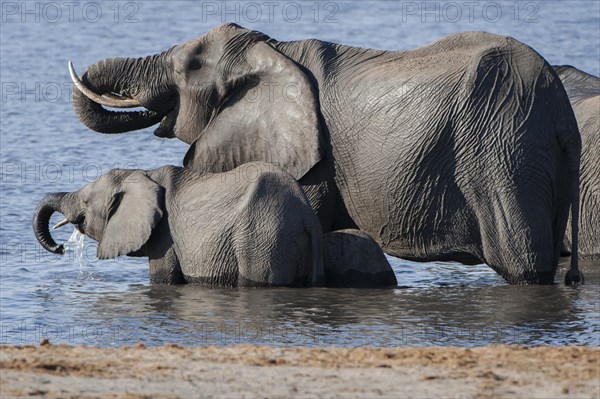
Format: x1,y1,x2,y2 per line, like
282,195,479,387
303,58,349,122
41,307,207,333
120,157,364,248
1,1,599,348
63,229,87,278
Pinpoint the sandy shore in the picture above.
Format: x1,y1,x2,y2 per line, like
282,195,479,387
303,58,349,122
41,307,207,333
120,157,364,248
1,344,598,398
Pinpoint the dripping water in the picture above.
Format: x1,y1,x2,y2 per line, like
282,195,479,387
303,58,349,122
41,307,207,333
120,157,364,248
63,229,86,278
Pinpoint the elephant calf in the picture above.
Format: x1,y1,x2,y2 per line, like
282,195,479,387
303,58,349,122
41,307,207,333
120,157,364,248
33,162,325,287
33,163,398,288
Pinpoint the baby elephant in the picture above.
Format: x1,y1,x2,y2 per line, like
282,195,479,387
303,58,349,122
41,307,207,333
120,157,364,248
33,162,324,287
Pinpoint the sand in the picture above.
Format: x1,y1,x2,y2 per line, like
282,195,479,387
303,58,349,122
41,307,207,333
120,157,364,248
1,343,599,398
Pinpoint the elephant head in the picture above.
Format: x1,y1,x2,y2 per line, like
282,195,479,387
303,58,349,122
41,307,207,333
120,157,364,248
33,171,164,259
71,23,324,180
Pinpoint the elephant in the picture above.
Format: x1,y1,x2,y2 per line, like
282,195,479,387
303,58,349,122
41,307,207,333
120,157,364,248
33,163,398,288
554,65,599,260
33,162,325,287
69,23,582,284
323,229,397,288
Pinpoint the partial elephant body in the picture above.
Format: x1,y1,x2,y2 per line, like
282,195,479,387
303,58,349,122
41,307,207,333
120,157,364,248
71,24,581,284
152,164,324,286
33,163,325,287
323,229,397,288
554,65,600,260
274,33,581,284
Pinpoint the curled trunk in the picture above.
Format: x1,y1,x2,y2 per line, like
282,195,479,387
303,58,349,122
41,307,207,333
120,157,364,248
72,55,170,133
32,192,69,254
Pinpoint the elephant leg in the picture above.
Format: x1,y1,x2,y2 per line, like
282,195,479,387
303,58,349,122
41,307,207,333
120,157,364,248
235,173,324,287
148,247,185,284
479,193,560,284
299,157,357,233
299,159,336,233
236,227,320,287
555,184,573,260
143,220,185,284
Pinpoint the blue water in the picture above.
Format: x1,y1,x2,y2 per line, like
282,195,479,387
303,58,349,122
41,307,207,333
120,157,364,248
1,1,599,347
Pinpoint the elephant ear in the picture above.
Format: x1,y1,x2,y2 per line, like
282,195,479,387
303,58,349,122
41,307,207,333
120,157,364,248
97,171,164,259
184,41,324,180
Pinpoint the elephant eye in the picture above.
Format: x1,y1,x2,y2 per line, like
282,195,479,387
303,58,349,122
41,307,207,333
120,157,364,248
188,59,202,71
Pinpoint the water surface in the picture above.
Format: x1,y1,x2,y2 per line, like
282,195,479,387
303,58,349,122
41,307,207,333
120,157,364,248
1,1,599,347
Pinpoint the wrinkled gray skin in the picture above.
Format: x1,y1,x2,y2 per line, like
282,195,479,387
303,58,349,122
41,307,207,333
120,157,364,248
33,163,325,287
72,24,582,284
554,65,600,260
323,229,397,288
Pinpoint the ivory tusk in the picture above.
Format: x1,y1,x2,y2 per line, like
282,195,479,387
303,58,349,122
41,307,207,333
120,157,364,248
53,219,70,229
68,61,143,108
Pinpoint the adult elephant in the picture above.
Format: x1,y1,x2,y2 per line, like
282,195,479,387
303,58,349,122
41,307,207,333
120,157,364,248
554,65,599,260
70,24,582,284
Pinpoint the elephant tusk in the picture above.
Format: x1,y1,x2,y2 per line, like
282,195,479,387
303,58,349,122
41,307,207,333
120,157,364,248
68,61,143,109
53,219,70,229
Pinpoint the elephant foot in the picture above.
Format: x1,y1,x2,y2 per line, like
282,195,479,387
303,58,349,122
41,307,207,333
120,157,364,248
564,269,584,285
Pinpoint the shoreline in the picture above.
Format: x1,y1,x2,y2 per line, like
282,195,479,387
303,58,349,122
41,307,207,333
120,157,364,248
1,344,599,398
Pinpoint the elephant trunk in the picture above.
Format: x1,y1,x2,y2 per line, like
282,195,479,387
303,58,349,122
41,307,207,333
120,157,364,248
32,192,71,254
72,53,172,134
